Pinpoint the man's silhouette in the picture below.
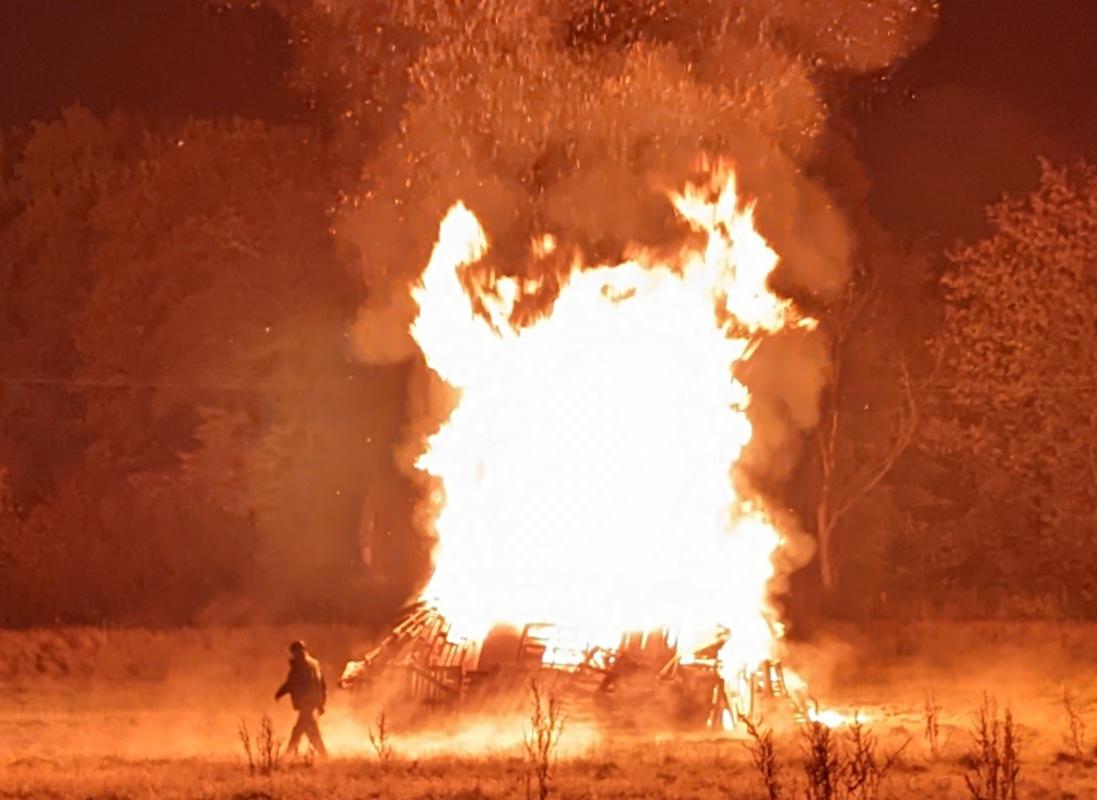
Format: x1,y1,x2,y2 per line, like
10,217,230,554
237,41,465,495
275,640,328,756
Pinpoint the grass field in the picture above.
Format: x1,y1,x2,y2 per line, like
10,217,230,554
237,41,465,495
4,734,1097,799
2,622,1097,798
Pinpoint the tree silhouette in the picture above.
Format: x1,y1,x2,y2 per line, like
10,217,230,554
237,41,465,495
0,108,370,624
927,159,1097,614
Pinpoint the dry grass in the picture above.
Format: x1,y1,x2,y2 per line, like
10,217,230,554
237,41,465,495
3,738,1097,800
4,623,1097,799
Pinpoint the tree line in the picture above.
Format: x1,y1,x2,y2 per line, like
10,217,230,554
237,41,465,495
1,1,1095,626
0,109,387,624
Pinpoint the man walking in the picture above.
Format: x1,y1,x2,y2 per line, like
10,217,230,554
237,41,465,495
275,640,328,757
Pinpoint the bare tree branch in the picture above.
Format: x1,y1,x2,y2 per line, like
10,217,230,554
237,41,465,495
811,263,924,591
829,356,917,525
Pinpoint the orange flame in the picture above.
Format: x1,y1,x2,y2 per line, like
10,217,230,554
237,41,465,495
408,162,805,681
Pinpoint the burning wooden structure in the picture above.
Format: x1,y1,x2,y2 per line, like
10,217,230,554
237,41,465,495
339,601,809,729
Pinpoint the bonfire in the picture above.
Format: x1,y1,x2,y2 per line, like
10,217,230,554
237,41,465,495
342,161,824,729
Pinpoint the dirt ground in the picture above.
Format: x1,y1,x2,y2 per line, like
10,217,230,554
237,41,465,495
2,622,1097,798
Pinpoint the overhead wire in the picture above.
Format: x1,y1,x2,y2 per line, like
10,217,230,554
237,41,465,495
0,374,361,391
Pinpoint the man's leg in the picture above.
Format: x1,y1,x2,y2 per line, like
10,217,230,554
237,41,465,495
303,710,328,757
287,712,307,755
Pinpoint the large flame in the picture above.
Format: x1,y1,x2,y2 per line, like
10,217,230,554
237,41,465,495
408,163,806,679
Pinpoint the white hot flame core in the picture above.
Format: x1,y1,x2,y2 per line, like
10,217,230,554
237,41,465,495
409,163,805,678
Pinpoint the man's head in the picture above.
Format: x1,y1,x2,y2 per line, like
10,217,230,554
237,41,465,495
289,640,307,657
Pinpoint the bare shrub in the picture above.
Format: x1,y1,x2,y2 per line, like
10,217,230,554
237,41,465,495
238,714,282,776
1060,687,1086,761
798,716,906,800
524,677,565,800
963,694,1020,800
802,721,842,800
924,692,942,758
742,716,783,800
843,717,908,800
238,718,255,774
368,709,396,768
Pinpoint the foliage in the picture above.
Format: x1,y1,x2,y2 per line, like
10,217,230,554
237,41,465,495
0,107,371,625
927,160,1097,615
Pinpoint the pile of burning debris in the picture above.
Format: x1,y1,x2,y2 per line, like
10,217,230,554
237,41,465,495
340,601,816,730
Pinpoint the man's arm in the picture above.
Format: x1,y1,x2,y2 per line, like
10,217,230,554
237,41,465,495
275,670,291,700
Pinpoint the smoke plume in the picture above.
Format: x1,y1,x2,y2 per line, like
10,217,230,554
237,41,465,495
340,0,939,588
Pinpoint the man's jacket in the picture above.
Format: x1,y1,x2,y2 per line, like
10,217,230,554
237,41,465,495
276,654,327,711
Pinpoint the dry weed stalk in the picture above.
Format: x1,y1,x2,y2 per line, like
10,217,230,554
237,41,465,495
742,716,783,800
524,677,565,800
1060,687,1086,761
963,694,1020,800
368,709,396,768
238,718,255,774
802,721,842,800
843,717,908,800
799,716,906,800
924,692,942,758
238,714,282,776
259,713,283,775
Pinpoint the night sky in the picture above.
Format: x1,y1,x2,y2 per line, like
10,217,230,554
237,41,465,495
852,0,1097,238
2,0,1096,240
